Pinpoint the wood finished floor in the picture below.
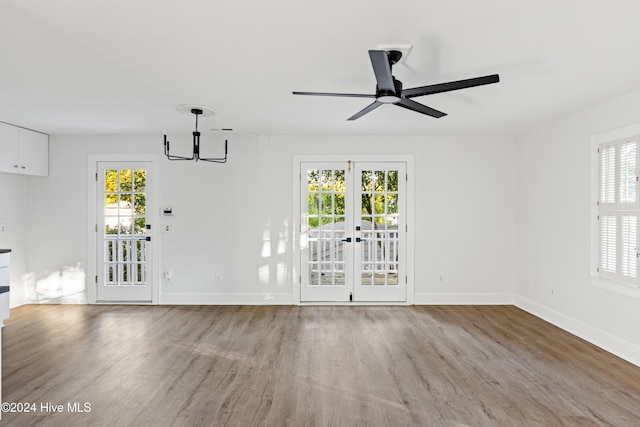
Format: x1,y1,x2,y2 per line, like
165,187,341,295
2,305,640,426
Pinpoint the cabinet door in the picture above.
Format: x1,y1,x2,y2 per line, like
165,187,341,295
0,253,9,284
0,122,20,174
18,128,48,176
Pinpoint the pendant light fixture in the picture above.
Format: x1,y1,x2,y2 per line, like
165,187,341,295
164,105,228,163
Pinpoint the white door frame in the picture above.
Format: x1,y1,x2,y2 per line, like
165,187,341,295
293,154,415,305
87,154,162,304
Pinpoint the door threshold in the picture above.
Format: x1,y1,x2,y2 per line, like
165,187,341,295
94,300,154,305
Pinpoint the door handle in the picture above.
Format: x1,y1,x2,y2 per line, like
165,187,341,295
341,237,352,243
356,237,367,242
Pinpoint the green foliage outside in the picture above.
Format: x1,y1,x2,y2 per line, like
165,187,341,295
307,170,346,228
105,169,146,235
361,170,398,224
307,169,398,229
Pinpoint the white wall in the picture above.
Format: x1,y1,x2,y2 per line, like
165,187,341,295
19,133,515,306
515,88,640,366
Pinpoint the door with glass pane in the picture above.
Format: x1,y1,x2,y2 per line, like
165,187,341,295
354,163,406,301
97,162,153,302
300,161,406,302
300,165,353,301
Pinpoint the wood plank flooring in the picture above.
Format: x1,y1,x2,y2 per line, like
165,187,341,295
1,305,640,426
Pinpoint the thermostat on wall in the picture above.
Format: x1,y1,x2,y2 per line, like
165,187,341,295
161,206,174,217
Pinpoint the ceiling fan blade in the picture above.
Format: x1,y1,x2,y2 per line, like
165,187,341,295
368,50,395,92
347,101,384,121
396,98,446,118
292,91,376,98
402,74,500,98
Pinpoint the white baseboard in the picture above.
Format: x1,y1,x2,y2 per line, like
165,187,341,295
160,292,293,305
414,292,514,305
163,292,514,306
514,295,640,367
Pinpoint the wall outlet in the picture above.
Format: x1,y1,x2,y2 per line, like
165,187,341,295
0,224,5,234
214,274,221,284
163,224,173,233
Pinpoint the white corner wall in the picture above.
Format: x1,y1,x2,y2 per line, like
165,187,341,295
19,133,515,306
514,88,640,366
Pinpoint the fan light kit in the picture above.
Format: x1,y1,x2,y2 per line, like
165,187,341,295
164,105,228,163
293,49,500,120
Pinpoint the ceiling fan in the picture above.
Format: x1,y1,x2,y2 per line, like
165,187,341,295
293,50,500,120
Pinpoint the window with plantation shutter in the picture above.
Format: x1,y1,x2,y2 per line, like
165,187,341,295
598,138,640,286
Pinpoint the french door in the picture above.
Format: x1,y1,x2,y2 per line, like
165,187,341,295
300,161,406,302
96,161,154,302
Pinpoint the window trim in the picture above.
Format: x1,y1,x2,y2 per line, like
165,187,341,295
591,123,640,298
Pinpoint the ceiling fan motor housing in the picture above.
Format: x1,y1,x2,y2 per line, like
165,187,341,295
377,78,403,103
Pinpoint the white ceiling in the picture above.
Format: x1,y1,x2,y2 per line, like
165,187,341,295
2,0,640,136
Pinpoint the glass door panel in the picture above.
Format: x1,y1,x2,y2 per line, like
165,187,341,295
355,163,406,302
301,166,353,302
97,162,153,302
300,161,406,303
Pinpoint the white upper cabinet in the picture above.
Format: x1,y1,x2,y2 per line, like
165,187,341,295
0,122,19,173
0,122,48,176
18,128,48,176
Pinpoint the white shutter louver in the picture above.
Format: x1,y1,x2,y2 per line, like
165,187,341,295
600,215,617,273
621,215,637,278
600,145,616,204
619,141,637,204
